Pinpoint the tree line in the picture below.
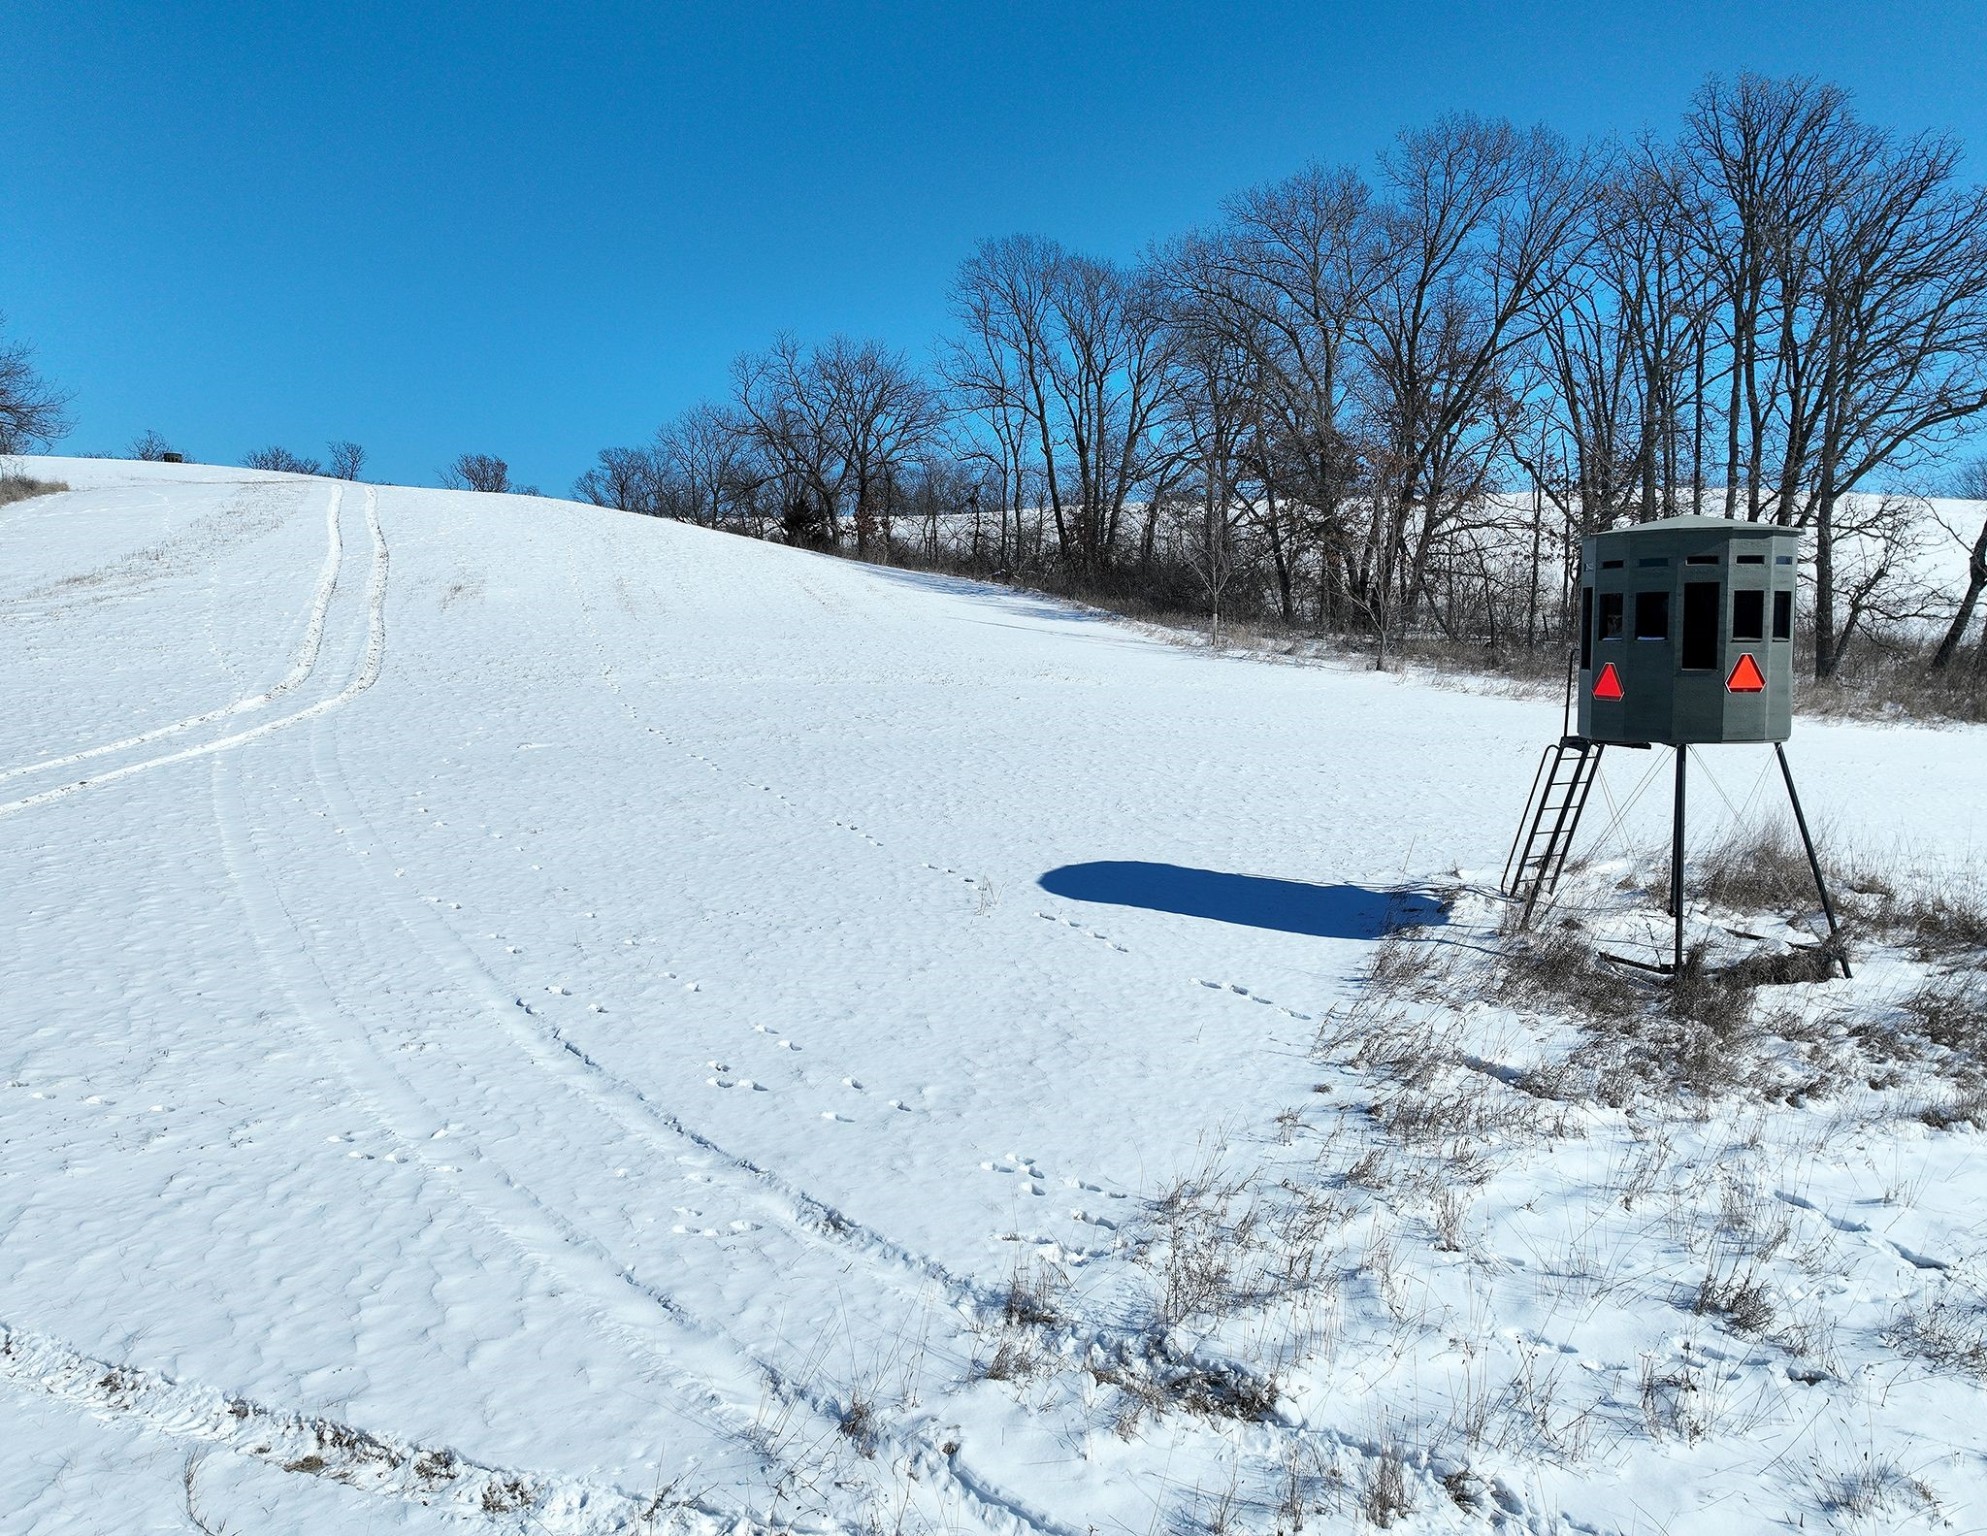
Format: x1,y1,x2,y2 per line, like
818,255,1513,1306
575,74,1987,682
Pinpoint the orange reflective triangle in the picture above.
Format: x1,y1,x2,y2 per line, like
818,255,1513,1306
1726,652,1766,693
1592,662,1623,701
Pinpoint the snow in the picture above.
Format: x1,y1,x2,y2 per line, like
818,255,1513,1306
2,457,1984,1534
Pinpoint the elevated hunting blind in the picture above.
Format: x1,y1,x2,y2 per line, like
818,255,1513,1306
1578,517,1800,747
1503,515,1847,977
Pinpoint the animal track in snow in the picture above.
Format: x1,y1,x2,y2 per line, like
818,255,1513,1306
1034,910,1129,953
981,1151,1049,1195
1190,976,1312,1020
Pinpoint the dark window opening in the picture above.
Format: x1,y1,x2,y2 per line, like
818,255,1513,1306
1581,587,1594,670
1638,557,1669,568
1686,553,1719,565
1775,554,1794,565
1681,582,1720,668
1635,590,1670,641
1736,553,1766,565
1732,588,1765,641
1601,558,1624,570
1599,592,1624,640
1773,590,1793,640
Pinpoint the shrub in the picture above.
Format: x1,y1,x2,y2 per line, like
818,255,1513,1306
243,445,322,474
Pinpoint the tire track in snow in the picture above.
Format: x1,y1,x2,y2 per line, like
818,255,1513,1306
541,529,1005,1301
0,488,385,820
223,731,1050,1536
257,515,1060,1535
0,1321,738,1535
548,540,1346,1536
316,703,986,1308
208,743,781,1492
306,518,1073,1533
0,487,342,768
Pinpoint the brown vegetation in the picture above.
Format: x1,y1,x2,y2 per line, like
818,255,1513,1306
0,472,68,507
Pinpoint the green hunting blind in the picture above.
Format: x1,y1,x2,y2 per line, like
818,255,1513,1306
1503,516,1847,977
1578,517,1799,747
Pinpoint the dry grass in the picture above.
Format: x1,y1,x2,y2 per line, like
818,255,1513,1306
1639,1358,1713,1444
1694,1264,1776,1334
1500,929,1644,1023
1150,1165,1270,1328
1692,821,1826,914
834,1394,878,1457
1898,974,1987,1054
0,473,69,507
1887,1294,1987,1378
1002,1257,1065,1328
1881,974,1987,1128
1493,820,1987,1116
1803,638,1987,727
1360,1446,1413,1527
975,1336,1040,1383
1812,1451,1939,1520
1875,884,1987,959
1088,1343,1281,1431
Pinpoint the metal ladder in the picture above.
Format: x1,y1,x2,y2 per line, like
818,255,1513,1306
1502,736,1605,926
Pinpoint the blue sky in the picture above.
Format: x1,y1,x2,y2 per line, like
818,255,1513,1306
6,1,1985,491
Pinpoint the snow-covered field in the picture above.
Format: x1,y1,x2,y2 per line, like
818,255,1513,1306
2,458,1983,1535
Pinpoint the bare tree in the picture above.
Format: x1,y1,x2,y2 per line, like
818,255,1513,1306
326,440,366,480
733,335,941,559
573,445,658,512
1527,147,1712,540
1159,243,1271,636
0,318,72,452
1676,75,1854,524
1825,492,1942,669
1673,78,1987,674
129,428,180,461
560,74,1987,705
1359,114,1594,667
1194,164,1381,622
242,445,322,473
1040,253,1179,577
1800,131,1987,676
440,453,512,493
947,237,1178,580
945,236,1054,571
654,403,756,527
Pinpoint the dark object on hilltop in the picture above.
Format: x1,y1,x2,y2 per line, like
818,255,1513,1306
130,429,183,462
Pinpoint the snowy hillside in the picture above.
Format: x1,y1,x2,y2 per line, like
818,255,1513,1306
2,459,1984,1534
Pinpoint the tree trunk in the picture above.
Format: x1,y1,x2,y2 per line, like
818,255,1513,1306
1931,516,1987,670
1813,492,1838,679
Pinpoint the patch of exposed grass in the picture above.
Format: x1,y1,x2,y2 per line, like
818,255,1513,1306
1692,821,1823,914
1500,927,1644,1023
1888,1294,1987,1378
1898,974,1987,1054
0,473,69,507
